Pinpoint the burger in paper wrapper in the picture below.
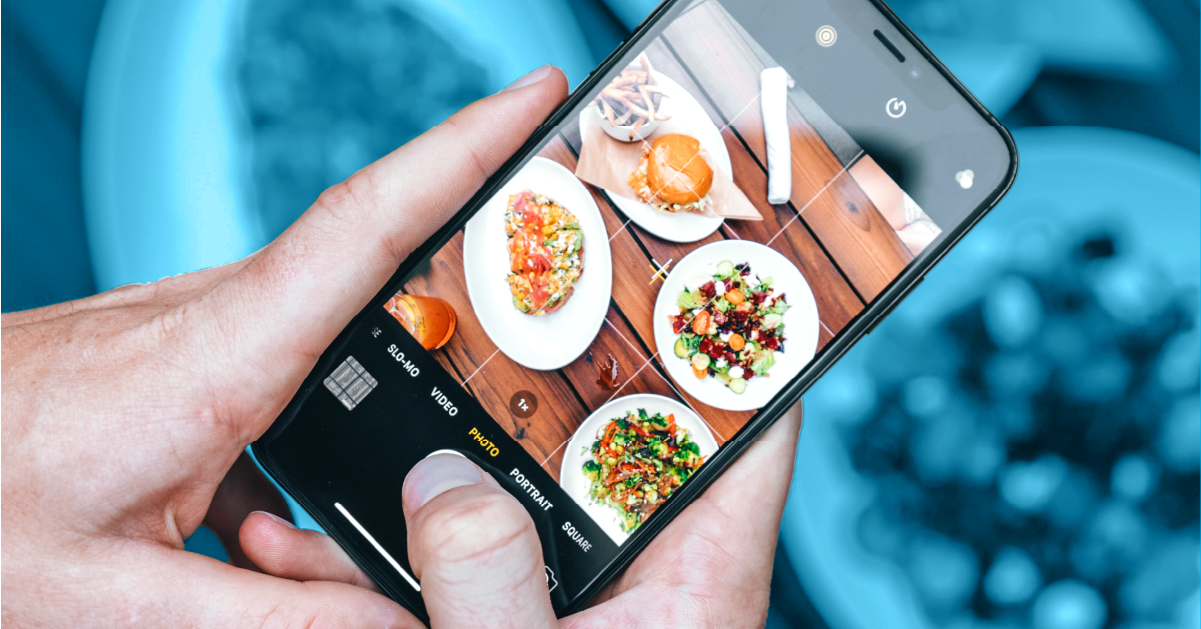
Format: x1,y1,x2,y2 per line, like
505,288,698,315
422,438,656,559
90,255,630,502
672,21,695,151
628,134,715,215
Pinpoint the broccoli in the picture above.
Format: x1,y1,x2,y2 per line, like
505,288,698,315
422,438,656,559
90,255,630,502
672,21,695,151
582,460,602,482
674,441,702,467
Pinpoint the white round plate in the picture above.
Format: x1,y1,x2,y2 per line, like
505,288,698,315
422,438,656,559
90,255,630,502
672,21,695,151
559,393,718,545
653,241,820,411
579,71,729,243
463,157,612,370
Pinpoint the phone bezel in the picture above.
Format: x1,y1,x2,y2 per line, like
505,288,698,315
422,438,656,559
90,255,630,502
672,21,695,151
253,0,1018,619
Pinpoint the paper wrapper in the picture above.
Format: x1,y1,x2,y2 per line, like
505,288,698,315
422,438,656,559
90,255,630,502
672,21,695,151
575,111,763,221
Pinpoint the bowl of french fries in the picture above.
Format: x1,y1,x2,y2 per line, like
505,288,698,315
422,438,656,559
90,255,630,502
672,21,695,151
594,54,672,142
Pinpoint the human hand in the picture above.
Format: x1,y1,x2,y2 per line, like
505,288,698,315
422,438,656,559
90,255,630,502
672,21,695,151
240,403,803,629
1,65,568,627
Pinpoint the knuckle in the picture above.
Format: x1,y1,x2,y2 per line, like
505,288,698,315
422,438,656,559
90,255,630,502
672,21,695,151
188,393,247,449
313,170,413,262
419,490,534,565
315,171,376,226
146,303,190,344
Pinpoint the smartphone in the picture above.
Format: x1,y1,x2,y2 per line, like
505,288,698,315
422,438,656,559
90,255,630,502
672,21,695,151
252,0,1017,619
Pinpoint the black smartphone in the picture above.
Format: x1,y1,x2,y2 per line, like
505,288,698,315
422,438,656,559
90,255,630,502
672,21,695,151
253,0,1017,620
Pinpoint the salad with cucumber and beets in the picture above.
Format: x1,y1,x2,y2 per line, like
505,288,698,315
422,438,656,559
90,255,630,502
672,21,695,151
669,260,789,394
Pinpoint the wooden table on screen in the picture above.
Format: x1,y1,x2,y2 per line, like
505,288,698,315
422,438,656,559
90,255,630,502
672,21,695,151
404,0,911,482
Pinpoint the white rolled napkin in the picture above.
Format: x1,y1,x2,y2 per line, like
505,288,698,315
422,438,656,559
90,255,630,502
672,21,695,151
760,67,792,205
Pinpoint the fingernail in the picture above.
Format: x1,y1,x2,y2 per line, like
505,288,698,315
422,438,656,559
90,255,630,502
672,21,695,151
403,453,486,510
503,64,555,92
254,510,296,529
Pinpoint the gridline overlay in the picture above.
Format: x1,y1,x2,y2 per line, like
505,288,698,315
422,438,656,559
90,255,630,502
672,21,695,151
325,356,377,410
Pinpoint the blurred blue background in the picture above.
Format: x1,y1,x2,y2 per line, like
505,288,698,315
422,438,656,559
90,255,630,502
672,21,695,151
3,0,1197,627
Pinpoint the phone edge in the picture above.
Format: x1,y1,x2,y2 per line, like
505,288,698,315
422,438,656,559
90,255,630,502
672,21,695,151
254,0,1021,617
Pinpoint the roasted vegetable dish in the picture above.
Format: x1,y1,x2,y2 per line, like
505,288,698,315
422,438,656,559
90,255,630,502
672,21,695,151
669,260,789,393
505,189,584,315
582,409,704,532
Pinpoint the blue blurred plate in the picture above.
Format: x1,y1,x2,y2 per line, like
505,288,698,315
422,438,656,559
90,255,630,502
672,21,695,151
780,127,1199,629
82,0,596,291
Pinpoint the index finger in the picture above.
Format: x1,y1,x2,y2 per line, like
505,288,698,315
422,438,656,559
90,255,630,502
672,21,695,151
201,66,569,443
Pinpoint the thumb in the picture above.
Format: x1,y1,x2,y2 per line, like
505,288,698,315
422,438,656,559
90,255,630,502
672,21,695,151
403,454,557,629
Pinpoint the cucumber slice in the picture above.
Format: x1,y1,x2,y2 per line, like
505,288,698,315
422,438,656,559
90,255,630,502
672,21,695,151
728,377,747,394
691,353,711,371
674,338,689,358
716,261,735,277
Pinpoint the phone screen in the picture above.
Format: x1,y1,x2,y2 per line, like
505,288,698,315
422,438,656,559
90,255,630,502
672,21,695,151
255,0,1014,616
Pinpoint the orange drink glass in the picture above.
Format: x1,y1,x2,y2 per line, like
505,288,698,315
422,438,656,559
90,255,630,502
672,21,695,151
384,293,457,350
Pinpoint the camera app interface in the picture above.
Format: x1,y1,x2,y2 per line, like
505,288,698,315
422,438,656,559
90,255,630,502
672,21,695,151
393,0,939,538
274,0,955,607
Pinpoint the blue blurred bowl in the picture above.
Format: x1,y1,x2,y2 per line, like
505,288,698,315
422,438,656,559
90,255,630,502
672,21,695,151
82,0,596,291
83,0,601,539
781,126,1199,629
